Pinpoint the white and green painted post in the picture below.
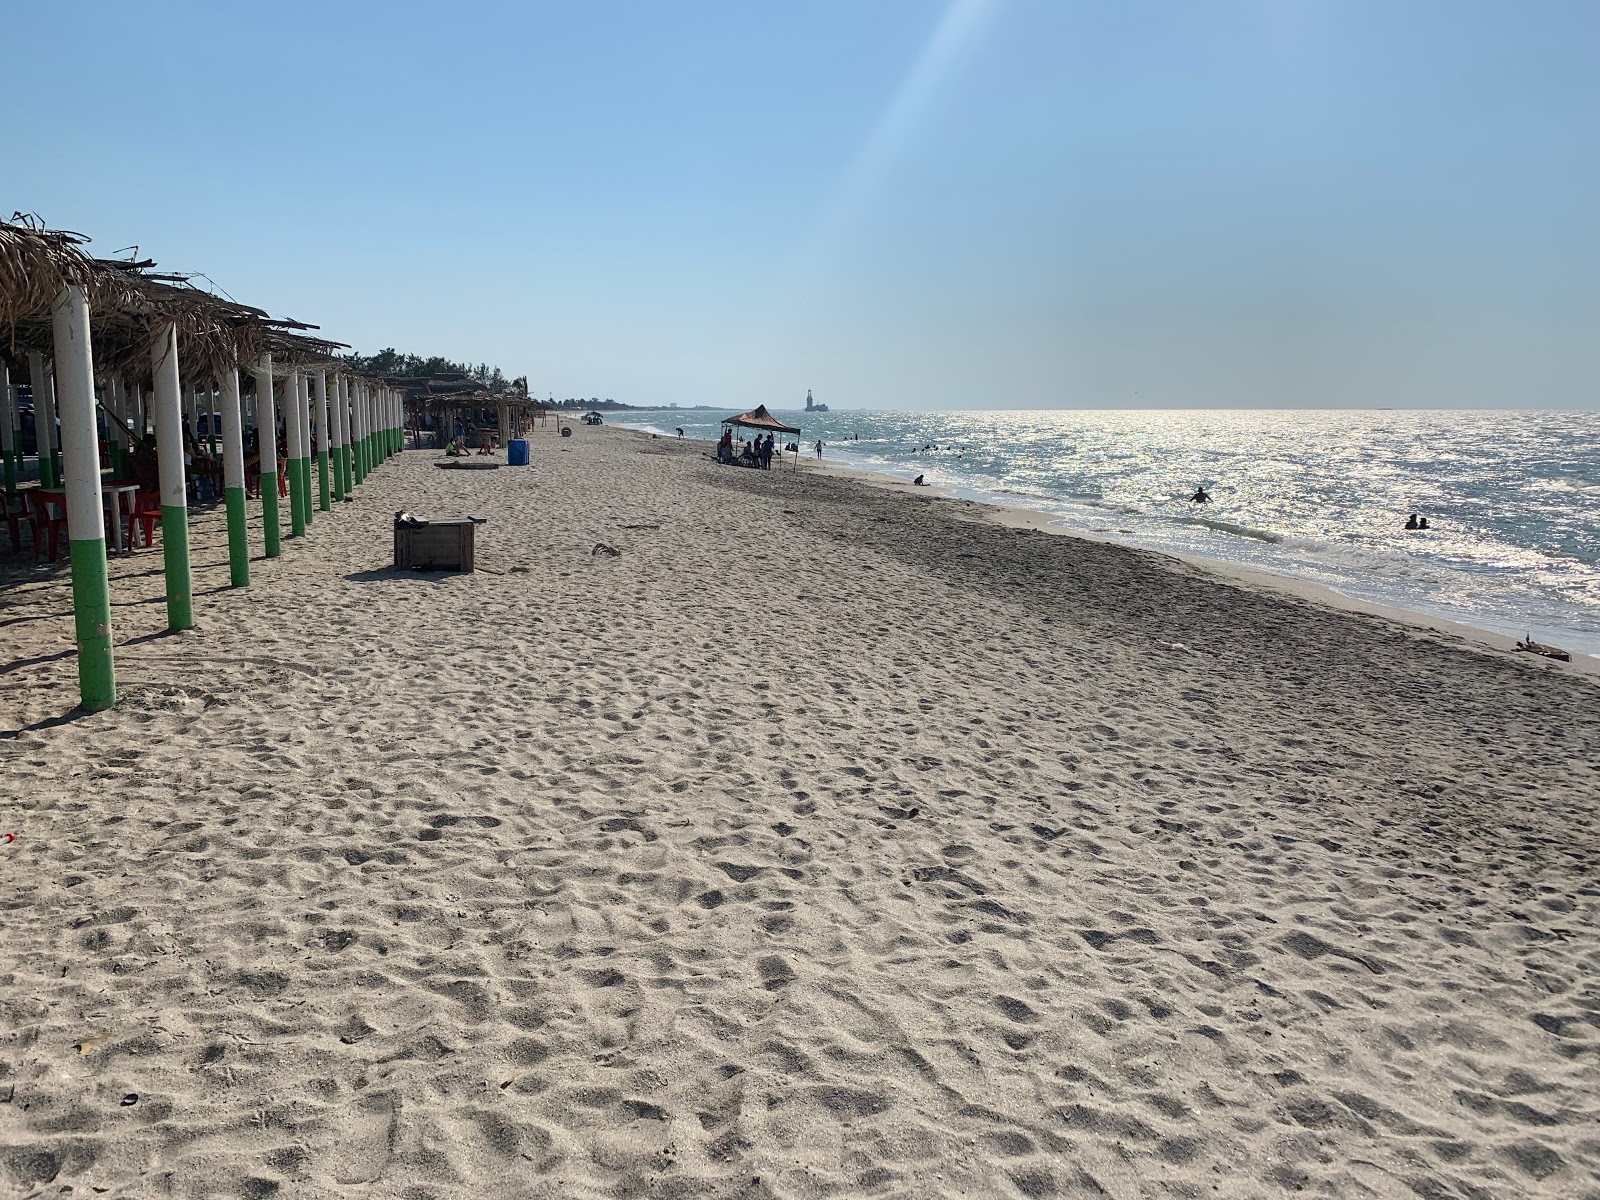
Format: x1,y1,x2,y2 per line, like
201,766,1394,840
284,367,306,537
254,358,281,557
104,376,128,478
151,324,193,631
351,381,367,486
28,352,58,487
52,286,116,709
354,380,369,482
369,383,380,469
1,364,17,492
330,374,348,501
207,382,219,460
313,370,331,512
298,374,315,525
220,368,249,587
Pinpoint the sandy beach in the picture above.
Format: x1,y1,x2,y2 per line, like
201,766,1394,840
2,425,1597,1199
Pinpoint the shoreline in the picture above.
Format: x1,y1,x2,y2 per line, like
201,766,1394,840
644,426,1600,676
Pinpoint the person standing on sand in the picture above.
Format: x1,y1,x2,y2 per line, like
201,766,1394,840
815,440,823,459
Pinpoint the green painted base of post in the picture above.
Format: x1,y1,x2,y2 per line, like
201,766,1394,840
317,450,331,511
339,446,352,498
3,453,16,493
111,445,128,480
289,460,307,537
69,536,116,710
38,457,56,489
162,505,194,631
300,458,314,525
225,486,250,587
262,473,282,557
52,451,63,482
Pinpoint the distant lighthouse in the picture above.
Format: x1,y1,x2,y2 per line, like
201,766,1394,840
804,389,828,413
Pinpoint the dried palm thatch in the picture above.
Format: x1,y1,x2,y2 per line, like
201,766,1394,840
1,215,345,390
0,217,139,346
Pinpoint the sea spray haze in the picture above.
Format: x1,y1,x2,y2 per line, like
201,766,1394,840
615,409,1600,657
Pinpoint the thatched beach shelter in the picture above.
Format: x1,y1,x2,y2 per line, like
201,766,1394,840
1,216,408,711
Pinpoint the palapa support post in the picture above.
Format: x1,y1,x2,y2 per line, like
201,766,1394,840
151,323,194,631
328,373,345,501
334,374,351,499
352,381,368,485
284,367,306,537
255,357,282,558
362,384,375,473
348,381,361,486
28,352,58,487
299,374,315,525
106,376,129,479
220,369,249,587
52,286,116,709
1,364,17,492
207,383,218,461
313,370,331,512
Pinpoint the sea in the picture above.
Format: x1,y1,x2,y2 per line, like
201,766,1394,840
610,408,1600,660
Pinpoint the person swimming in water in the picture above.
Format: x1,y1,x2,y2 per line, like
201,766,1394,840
1191,487,1211,504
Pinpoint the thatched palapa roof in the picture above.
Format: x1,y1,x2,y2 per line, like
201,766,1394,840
1,215,347,390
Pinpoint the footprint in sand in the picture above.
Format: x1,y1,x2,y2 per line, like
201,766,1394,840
323,1091,397,1185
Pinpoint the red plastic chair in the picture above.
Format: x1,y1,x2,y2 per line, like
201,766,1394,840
28,491,68,562
127,491,163,550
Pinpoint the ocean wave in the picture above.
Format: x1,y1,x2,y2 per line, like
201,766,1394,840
1170,514,1284,544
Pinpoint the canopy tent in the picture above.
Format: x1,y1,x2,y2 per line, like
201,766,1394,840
721,404,800,435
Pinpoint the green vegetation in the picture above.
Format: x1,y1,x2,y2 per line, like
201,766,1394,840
342,349,527,397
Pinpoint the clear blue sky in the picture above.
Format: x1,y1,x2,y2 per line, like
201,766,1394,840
8,1,1599,409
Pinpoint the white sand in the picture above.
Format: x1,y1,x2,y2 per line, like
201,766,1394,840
2,426,1597,1199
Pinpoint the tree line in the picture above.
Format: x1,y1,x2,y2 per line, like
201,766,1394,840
342,348,528,397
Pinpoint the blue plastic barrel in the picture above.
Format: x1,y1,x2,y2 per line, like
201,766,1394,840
507,439,530,467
